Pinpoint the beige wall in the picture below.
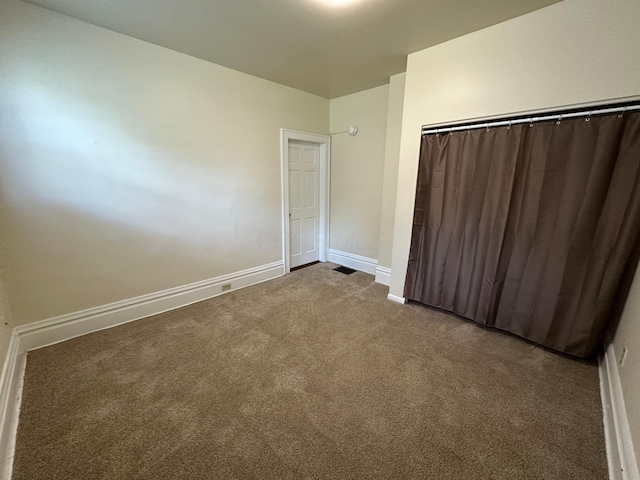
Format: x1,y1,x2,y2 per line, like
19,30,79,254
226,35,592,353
390,0,640,465
613,265,640,465
0,275,14,373
0,0,329,325
376,73,406,269
329,85,389,260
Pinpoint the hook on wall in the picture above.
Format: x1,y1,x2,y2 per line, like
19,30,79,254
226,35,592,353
329,125,358,136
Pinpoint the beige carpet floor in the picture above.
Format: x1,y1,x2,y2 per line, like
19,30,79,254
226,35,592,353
12,263,607,479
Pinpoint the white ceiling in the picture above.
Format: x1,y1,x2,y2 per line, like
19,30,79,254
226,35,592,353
25,0,563,98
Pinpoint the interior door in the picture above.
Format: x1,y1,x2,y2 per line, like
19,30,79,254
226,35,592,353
289,142,320,269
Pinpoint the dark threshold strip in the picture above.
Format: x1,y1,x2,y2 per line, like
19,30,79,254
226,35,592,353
290,261,320,272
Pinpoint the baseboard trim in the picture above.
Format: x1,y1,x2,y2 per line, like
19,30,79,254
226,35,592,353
387,293,406,304
374,266,391,286
0,260,284,480
600,341,639,480
0,331,25,480
328,249,377,275
16,261,284,353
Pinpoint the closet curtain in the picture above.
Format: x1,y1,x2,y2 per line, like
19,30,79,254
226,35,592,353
405,111,640,357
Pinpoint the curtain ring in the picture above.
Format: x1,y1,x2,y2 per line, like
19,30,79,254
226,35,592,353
556,115,562,125
507,121,511,130
586,111,592,122
449,128,453,136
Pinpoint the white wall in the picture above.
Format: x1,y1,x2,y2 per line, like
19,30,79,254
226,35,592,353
377,73,406,269
329,85,389,260
390,0,640,299
613,265,640,467
389,0,640,469
0,0,329,325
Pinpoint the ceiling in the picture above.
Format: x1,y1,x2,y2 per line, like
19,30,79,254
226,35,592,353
25,0,563,98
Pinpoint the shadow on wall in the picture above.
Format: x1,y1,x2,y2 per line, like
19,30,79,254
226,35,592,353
0,83,282,322
4,84,246,239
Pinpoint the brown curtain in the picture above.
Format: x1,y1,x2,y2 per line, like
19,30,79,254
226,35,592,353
405,111,640,358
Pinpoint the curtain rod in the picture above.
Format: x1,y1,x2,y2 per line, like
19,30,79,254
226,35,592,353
422,102,640,136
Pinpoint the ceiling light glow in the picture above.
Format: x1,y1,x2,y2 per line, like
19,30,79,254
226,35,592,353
312,0,363,9
322,0,358,5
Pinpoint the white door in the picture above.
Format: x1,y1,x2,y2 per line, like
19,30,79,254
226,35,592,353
289,142,320,269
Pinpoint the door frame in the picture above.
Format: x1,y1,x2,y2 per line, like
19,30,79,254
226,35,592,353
280,129,331,274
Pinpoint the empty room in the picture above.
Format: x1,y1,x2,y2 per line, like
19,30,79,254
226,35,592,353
0,0,639,478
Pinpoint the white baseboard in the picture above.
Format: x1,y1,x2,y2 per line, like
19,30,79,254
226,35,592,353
387,293,406,304
600,342,639,480
16,261,284,354
375,266,391,286
0,331,25,480
0,260,284,480
328,249,377,275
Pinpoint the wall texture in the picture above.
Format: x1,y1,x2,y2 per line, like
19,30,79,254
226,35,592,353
0,0,329,327
389,0,640,467
376,73,405,269
329,85,389,260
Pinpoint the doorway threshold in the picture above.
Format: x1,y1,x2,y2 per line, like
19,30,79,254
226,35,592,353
290,261,320,272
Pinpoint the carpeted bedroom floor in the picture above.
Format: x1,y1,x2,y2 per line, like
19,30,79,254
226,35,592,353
12,263,607,479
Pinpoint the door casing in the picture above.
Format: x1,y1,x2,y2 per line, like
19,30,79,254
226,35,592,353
280,129,330,274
